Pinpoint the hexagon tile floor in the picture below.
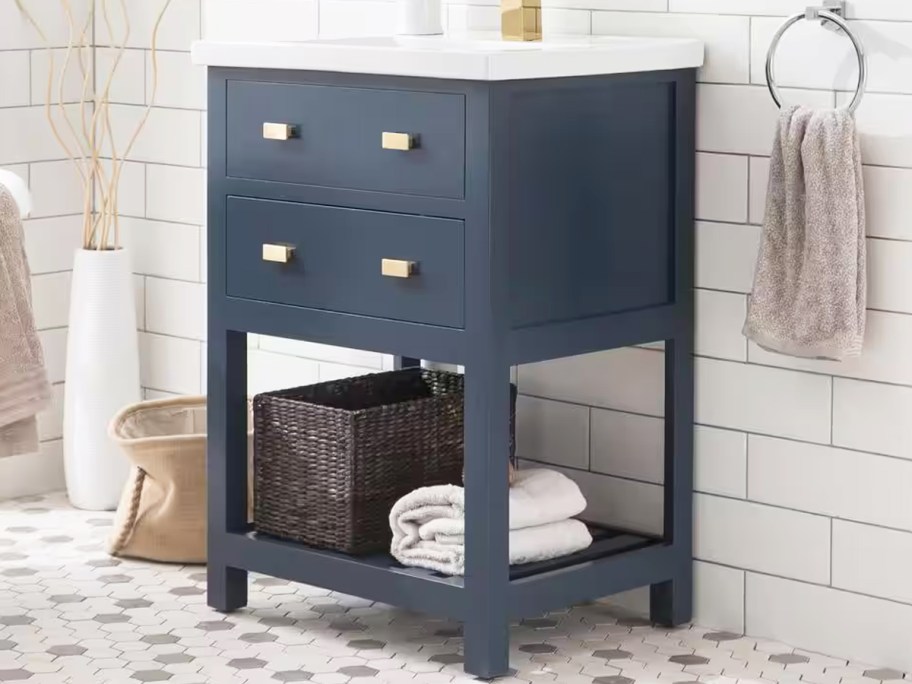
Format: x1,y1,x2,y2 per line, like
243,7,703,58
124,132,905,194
0,493,907,684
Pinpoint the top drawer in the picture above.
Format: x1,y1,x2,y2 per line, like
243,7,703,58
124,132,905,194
226,81,466,199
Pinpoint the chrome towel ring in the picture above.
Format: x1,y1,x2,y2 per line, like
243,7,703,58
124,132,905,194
765,1,867,114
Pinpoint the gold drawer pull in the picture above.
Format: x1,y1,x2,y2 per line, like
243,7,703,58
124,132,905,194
381,132,416,151
381,258,417,278
262,122,297,141
262,243,295,264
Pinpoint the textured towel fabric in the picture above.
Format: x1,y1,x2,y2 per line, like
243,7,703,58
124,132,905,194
389,468,592,576
743,105,866,360
0,184,51,458
0,170,32,218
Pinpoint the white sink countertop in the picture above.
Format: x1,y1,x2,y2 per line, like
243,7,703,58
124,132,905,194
191,33,704,81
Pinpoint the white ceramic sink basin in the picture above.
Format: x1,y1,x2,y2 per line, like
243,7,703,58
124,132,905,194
192,32,704,81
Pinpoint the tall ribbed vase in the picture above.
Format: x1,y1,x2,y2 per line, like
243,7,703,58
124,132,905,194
64,248,141,511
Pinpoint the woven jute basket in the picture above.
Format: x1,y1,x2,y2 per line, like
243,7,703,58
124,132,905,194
107,396,252,563
253,368,516,555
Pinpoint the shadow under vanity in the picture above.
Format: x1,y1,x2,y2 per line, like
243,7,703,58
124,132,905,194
196,36,702,679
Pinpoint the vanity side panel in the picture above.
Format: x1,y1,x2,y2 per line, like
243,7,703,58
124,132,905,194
502,73,677,330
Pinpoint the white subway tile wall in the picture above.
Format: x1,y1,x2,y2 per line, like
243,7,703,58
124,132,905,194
4,0,912,671
0,1,93,496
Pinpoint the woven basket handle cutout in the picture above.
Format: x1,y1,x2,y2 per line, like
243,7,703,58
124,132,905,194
110,469,146,556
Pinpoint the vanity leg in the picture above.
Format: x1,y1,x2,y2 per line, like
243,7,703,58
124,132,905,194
650,336,694,626
462,358,512,679
207,328,249,613
208,565,248,613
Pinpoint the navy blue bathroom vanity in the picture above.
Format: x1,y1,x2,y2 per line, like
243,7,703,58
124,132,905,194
197,35,702,679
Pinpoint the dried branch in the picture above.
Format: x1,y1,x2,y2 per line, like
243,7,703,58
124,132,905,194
15,0,173,251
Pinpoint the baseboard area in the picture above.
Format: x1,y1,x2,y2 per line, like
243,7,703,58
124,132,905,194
0,439,65,500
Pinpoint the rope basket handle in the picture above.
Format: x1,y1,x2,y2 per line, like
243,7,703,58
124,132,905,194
109,469,146,556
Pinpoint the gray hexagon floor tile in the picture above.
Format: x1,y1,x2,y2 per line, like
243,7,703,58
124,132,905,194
864,668,907,681
703,631,743,642
0,491,905,684
519,644,557,654
132,671,171,682
770,653,811,665
273,672,314,682
228,657,268,669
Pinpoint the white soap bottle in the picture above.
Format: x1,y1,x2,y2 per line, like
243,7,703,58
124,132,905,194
397,0,442,35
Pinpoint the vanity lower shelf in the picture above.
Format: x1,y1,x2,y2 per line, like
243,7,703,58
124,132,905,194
215,523,670,620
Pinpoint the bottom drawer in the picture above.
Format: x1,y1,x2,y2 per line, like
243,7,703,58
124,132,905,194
226,197,465,328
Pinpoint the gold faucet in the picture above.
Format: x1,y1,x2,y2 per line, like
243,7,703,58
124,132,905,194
501,0,541,41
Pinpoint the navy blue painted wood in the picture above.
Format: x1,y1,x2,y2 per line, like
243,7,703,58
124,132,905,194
207,71,250,612
505,81,674,328
222,297,468,364
461,84,512,679
221,532,467,618
206,65,697,680
222,176,468,221
226,81,466,199
226,197,465,328
651,71,696,627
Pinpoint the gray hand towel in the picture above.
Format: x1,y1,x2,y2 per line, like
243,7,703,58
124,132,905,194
0,184,51,457
743,105,866,361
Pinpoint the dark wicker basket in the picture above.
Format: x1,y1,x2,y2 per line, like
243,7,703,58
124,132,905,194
253,368,516,555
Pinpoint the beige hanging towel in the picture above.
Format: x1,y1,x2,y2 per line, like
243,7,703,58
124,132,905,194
0,184,51,457
743,105,866,361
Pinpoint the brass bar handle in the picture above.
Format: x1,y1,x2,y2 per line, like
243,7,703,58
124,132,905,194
262,243,295,264
262,122,297,141
381,132,417,151
381,258,417,278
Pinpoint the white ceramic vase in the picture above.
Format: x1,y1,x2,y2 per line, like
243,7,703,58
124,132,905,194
63,248,141,511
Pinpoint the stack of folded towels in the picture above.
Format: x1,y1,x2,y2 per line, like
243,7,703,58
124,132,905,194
389,468,592,576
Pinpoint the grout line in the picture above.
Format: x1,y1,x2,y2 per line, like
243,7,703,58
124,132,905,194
529,338,912,393
517,390,912,465
744,433,750,499
142,275,149,332
143,163,149,218
747,16,752,86
30,269,74,279
27,49,33,106
521,456,664,487
132,272,205,286
702,488,912,537
524,454,912,539
141,330,206,345
6,157,204,173
742,566,748,635
585,405,592,471
713,565,912,611
745,148,752,225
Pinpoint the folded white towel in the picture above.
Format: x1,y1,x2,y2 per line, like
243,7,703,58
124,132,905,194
507,467,588,528
389,468,592,576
